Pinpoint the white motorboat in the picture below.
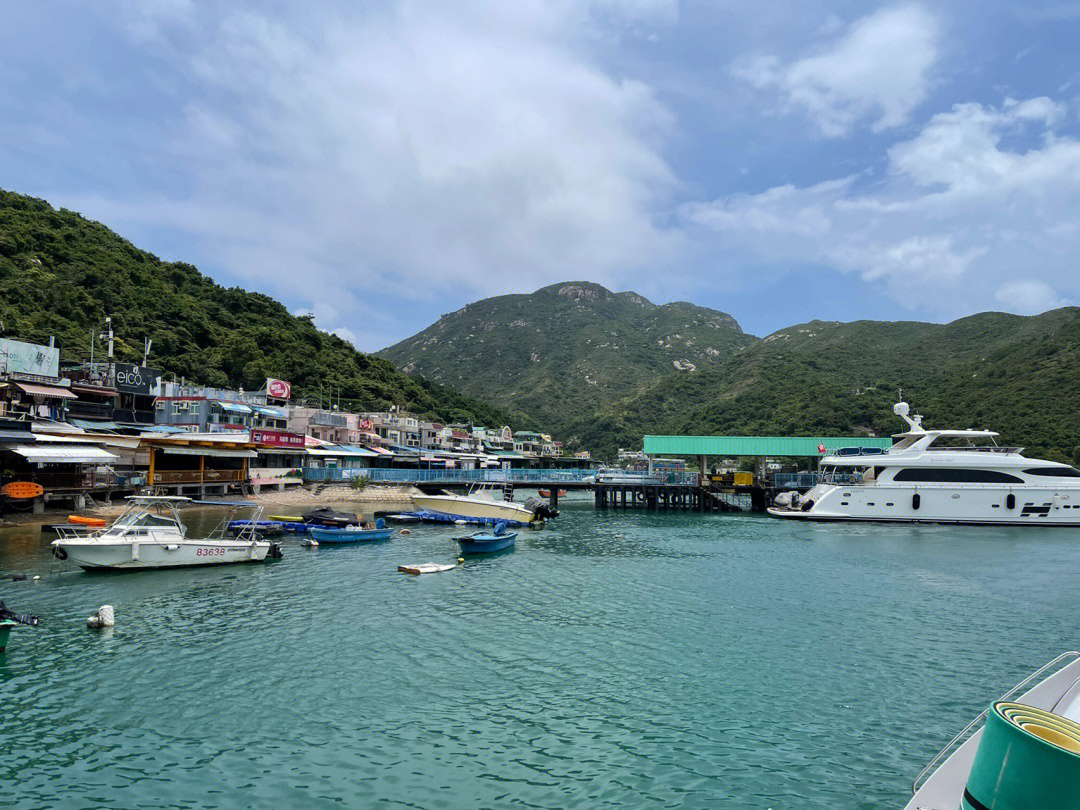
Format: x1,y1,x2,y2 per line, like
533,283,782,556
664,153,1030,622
905,651,1080,809
769,400,1080,525
51,496,280,571
412,486,552,524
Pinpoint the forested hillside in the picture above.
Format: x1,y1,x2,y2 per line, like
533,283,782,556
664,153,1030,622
0,190,517,426
380,281,752,443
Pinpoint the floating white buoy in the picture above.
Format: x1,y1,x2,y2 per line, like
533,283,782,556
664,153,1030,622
87,604,115,629
32,575,40,581
457,557,464,564
454,519,468,525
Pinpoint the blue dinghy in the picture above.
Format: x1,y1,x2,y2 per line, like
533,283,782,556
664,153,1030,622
455,522,517,554
309,519,392,544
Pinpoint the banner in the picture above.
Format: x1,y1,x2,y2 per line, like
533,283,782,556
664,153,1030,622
250,428,306,448
114,363,163,396
501,425,513,441
0,338,59,377
266,378,291,400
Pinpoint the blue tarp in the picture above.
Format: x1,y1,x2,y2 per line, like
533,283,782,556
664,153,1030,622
214,401,252,414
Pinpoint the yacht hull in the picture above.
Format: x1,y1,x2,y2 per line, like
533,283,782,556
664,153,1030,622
770,484,1080,525
54,539,271,571
411,495,535,524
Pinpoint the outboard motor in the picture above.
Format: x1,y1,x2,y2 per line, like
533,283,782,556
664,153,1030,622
267,543,284,560
0,600,40,627
524,496,559,520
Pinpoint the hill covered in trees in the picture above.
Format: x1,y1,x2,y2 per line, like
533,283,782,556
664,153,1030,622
384,282,1080,461
0,189,518,427
380,281,752,443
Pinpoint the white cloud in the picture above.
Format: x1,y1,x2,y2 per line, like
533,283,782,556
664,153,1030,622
683,96,1080,315
733,4,940,136
66,2,682,346
995,280,1070,313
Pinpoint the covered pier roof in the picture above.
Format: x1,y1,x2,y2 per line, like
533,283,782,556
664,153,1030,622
642,435,893,457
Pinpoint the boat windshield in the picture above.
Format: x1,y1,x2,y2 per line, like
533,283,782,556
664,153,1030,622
113,511,180,529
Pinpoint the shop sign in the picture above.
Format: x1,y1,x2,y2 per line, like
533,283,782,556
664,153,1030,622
501,425,513,441
266,378,291,400
250,428,306,448
0,338,59,377
114,363,163,395
359,418,374,431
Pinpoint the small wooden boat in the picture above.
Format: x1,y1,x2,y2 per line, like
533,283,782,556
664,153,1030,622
309,519,392,544
68,515,107,527
397,562,457,575
537,489,567,498
454,523,517,554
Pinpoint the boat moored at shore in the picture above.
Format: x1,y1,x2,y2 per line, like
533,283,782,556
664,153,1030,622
412,488,557,525
769,401,1080,525
51,496,281,571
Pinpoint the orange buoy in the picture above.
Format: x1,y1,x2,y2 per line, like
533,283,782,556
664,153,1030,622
1,482,44,499
68,515,107,527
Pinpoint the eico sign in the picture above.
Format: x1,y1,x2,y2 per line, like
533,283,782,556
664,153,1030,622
114,363,162,396
266,378,291,400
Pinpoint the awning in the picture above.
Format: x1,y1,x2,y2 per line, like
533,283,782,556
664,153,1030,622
70,384,118,396
138,425,187,434
214,401,252,414
15,383,77,399
306,446,377,457
0,429,36,442
253,405,288,418
69,419,121,431
11,444,118,463
369,446,394,456
157,446,257,459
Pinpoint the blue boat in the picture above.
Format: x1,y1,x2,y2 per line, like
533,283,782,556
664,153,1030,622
454,522,517,554
309,519,393,544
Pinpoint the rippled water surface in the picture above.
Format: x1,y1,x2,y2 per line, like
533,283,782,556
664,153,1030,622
3,497,1080,808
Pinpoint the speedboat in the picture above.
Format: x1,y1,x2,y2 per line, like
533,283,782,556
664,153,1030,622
51,496,281,571
906,651,1080,809
412,487,556,525
454,522,517,554
309,519,393,544
769,400,1080,525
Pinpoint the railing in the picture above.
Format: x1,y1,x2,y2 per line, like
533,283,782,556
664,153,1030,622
301,467,598,484
152,469,245,484
773,472,862,488
596,470,700,486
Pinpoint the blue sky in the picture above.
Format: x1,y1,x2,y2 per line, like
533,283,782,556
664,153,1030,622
3,1,1080,348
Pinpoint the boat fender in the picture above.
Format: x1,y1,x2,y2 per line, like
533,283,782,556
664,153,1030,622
800,499,814,512
457,558,464,564
267,543,283,559
912,493,921,511
52,545,68,561
1006,493,1016,510
164,544,180,552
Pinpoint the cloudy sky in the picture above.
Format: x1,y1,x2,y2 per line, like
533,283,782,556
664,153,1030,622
3,1,1080,347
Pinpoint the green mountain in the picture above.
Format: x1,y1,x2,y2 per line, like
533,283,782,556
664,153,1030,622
382,278,1080,461
379,281,753,449
572,311,1080,460
0,189,516,427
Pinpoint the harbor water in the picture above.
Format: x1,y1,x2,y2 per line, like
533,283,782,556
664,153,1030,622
2,497,1079,808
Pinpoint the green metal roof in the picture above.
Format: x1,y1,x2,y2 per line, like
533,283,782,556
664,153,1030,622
642,435,893,457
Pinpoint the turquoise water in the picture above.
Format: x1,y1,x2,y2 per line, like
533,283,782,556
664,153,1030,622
3,498,1080,808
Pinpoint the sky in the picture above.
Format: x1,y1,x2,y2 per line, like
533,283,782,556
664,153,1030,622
3,1,1080,348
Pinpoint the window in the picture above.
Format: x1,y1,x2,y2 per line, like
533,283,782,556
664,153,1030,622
892,468,1024,484
1024,466,1080,478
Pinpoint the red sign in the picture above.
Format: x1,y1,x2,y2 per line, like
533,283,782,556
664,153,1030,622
250,428,306,448
359,418,374,431
266,378,291,400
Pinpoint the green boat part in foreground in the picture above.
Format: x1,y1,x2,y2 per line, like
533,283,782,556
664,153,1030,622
0,619,16,653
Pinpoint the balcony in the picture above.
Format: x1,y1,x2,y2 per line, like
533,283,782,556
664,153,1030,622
66,400,115,420
151,469,245,485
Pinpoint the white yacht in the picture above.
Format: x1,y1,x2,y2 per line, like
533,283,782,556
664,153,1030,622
52,496,280,571
769,401,1080,525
